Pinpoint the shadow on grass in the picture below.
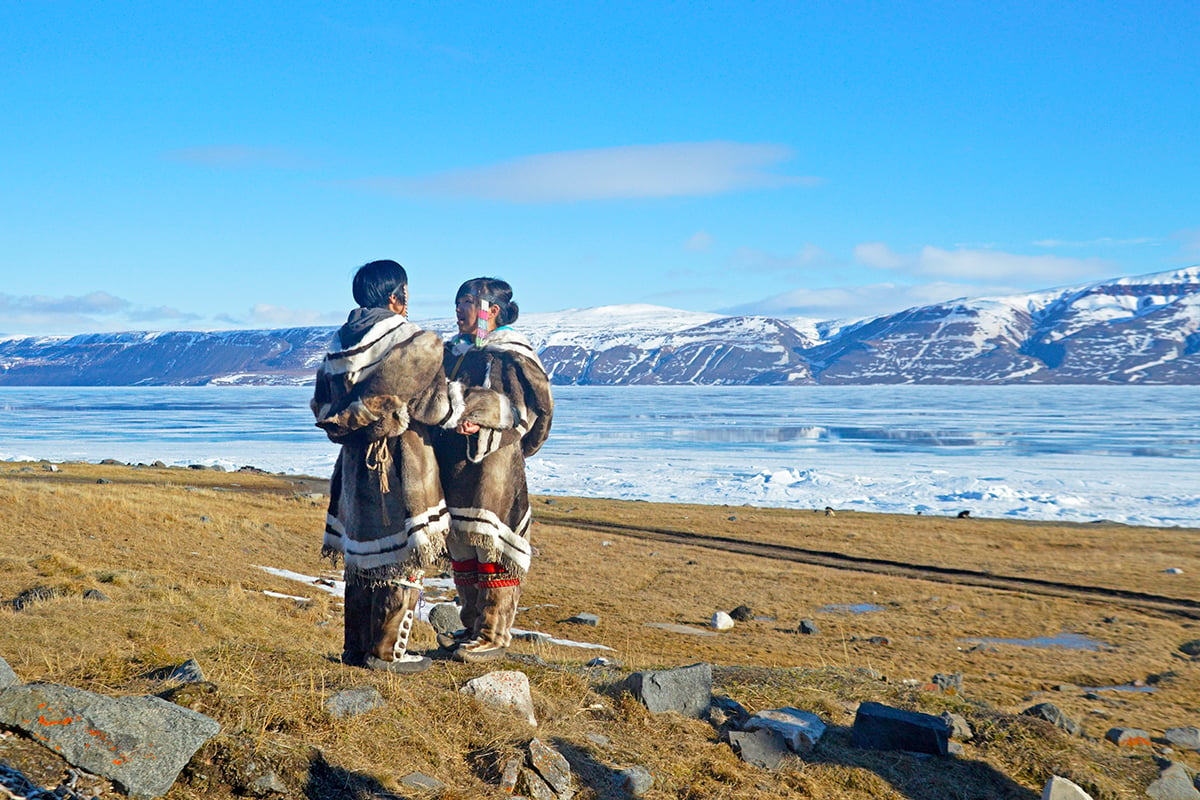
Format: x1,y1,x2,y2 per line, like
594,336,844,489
304,751,408,800
800,724,1039,800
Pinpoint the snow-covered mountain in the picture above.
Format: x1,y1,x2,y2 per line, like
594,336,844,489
1,268,1198,386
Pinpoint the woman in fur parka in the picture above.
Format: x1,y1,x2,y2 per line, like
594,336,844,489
435,277,554,662
312,260,465,673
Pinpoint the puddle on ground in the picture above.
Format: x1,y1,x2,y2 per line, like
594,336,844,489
962,632,1108,651
818,603,884,614
1081,684,1156,693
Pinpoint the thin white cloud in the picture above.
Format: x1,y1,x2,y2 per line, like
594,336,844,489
357,142,821,203
1033,236,1161,248
684,231,714,253
732,243,833,274
0,291,129,315
222,304,343,328
854,243,1110,283
164,145,314,169
723,281,1015,322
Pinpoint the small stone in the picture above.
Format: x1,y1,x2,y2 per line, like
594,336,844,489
96,478,111,484
622,662,712,718
325,687,385,719
42,463,59,472
586,733,611,748
167,658,206,684
711,611,735,631
427,602,463,634
931,672,963,694
1041,775,1095,800
1165,727,1200,750
500,757,522,793
528,738,572,795
851,702,951,756
867,635,890,646
730,605,754,622
728,727,790,770
797,619,820,635
1022,702,1081,736
586,656,618,668
1179,639,1200,657
1105,727,1152,747
744,707,827,752
567,612,600,626
83,588,111,602
941,712,973,741
399,773,445,792
1164,567,1184,574
519,767,556,800
614,765,654,796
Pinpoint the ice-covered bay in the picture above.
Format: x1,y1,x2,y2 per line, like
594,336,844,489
1,385,1197,528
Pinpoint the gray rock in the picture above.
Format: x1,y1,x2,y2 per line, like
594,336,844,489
461,670,537,726
567,612,600,626
586,733,611,748
1022,702,1081,736
1041,775,1095,800
622,662,712,718
1179,639,1200,657
728,727,790,770
500,757,522,794
528,738,572,796
1104,727,1152,747
931,672,963,694
797,619,820,635
614,765,654,796
166,659,206,684
1146,762,1200,800
0,655,17,689
0,683,220,800
246,770,288,796
427,602,463,634
851,701,951,756
730,605,754,622
83,588,111,602
11,585,65,611
744,707,826,752
519,767,557,800
941,712,973,741
325,687,385,719
400,772,445,792
1166,726,1200,750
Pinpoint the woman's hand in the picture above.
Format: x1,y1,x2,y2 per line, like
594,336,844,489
457,420,481,435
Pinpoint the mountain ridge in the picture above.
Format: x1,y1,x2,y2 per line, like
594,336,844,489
2,267,1198,385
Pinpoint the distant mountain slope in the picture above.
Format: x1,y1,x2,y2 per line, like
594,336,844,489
1,268,1198,385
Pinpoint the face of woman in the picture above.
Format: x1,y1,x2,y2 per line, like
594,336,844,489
455,295,486,336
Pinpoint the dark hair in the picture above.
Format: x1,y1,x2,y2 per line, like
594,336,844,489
456,276,519,326
352,260,408,309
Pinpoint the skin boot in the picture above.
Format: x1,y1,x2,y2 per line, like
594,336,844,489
453,583,520,663
364,582,431,674
437,572,480,650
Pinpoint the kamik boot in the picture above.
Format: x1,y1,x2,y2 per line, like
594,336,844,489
453,583,520,663
364,582,431,674
437,561,481,650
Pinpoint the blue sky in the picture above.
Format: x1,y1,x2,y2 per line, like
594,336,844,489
2,1,1198,336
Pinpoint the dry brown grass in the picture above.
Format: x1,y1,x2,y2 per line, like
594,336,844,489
0,461,1197,799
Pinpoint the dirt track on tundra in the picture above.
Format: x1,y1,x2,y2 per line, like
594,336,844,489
547,515,1200,621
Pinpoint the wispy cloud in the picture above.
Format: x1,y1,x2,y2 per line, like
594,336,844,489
1033,236,1161,248
217,304,343,328
355,142,821,203
732,243,834,274
684,231,714,253
0,292,203,337
854,243,1110,283
164,145,315,169
723,281,1018,322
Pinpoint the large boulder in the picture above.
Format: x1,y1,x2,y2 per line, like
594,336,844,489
0,655,17,689
0,683,220,799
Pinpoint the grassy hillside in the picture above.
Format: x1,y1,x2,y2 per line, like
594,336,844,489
1,462,1197,798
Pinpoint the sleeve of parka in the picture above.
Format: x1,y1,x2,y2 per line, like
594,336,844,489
458,351,554,462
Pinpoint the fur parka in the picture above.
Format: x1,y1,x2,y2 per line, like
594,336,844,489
435,328,554,579
312,313,464,585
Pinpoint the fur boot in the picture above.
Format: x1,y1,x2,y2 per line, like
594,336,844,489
438,564,481,650
344,581,431,673
453,583,520,663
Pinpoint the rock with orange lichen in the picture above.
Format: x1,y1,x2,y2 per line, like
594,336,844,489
0,682,219,799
